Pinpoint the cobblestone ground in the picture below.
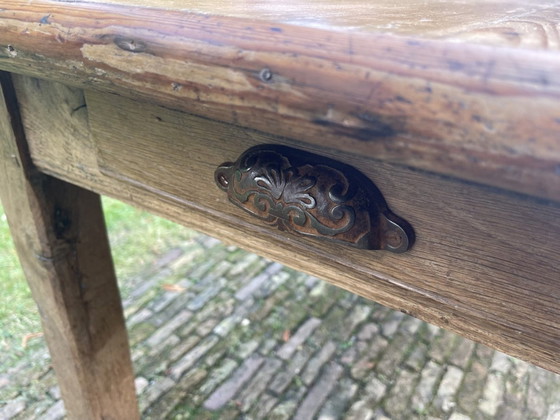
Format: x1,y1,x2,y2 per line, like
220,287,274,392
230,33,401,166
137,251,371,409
1,232,560,420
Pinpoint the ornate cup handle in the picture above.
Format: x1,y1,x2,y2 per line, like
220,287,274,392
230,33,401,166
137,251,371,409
215,145,414,253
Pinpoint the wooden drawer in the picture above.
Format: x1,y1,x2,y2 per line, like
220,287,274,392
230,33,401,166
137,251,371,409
13,75,560,373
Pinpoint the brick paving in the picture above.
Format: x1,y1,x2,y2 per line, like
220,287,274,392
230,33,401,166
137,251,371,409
1,232,560,419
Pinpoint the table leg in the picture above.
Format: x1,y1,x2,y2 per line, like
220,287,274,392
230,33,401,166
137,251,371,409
0,73,139,419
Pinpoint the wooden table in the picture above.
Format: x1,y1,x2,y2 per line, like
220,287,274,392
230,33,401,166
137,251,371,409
1,1,559,418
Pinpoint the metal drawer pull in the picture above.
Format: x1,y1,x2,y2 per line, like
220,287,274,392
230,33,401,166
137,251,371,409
215,145,414,253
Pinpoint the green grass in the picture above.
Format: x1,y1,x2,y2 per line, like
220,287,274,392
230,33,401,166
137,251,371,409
0,197,194,361
0,203,35,358
101,197,195,295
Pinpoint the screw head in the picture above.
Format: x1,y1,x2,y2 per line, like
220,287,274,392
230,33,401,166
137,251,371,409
259,68,273,82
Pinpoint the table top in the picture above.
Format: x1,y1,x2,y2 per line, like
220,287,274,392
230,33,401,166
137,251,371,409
80,0,560,50
1,0,560,203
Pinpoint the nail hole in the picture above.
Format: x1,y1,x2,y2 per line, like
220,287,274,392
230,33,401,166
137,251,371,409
6,45,17,57
114,37,147,53
259,68,273,82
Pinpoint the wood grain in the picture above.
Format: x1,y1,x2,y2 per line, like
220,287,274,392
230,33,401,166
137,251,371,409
12,75,560,374
0,1,559,202
83,0,560,50
0,73,139,420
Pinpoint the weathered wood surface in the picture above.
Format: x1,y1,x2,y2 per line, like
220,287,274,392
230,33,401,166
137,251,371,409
0,73,139,420
0,1,559,202
12,75,560,374
86,0,560,49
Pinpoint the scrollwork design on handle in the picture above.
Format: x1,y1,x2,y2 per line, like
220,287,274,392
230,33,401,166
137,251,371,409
215,145,414,253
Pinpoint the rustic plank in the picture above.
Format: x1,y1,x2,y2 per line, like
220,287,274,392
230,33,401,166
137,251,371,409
0,1,559,201
12,75,560,374
0,73,139,420
85,0,560,49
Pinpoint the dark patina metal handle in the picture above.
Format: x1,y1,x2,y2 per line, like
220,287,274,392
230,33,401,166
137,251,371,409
215,145,414,253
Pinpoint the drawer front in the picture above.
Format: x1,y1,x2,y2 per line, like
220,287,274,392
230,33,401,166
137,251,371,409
14,75,560,373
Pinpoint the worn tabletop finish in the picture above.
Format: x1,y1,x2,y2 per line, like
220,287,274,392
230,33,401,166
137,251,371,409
79,0,560,48
1,0,560,201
